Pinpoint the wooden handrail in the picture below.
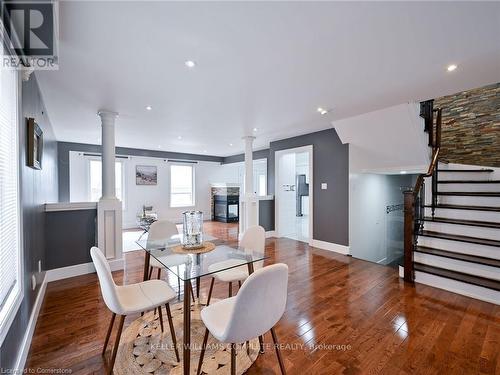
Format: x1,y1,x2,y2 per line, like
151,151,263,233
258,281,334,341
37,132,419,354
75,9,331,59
403,107,442,282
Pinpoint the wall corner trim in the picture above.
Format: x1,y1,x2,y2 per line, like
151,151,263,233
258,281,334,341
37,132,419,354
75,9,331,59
14,275,48,371
45,258,124,282
311,239,350,255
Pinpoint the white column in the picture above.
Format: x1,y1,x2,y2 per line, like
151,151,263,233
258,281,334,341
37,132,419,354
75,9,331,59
242,136,257,233
98,110,118,200
96,110,123,265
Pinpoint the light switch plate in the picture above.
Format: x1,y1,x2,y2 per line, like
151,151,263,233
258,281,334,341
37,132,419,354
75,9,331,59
321,183,328,190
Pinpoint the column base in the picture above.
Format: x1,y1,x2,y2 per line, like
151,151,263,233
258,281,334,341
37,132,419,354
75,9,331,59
97,198,123,260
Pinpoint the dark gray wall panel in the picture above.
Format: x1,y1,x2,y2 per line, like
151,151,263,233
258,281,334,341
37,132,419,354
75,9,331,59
57,142,224,202
222,149,270,164
0,76,59,368
258,200,275,231
45,209,97,269
268,129,349,246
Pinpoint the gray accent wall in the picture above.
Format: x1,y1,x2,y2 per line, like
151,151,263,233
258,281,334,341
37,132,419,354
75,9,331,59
258,200,275,231
57,142,224,202
0,76,59,368
268,129,349,246
222,149,270,164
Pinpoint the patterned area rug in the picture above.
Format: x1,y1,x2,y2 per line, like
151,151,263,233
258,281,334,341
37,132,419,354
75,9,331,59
114,300,259,374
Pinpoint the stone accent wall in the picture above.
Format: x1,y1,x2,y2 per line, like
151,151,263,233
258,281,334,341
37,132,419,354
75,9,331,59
434,82,500,168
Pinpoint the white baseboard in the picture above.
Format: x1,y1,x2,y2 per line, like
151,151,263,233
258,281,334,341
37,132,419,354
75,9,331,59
46,258,124,282
398,266,500,305
14,273,47,371
265,230,276,238
311,239,350,255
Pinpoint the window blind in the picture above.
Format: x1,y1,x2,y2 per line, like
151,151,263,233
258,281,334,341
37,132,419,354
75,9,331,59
0,43,20,311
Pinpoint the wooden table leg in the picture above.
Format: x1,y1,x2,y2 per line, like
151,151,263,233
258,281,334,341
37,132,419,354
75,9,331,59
196,277,200,299
247,262,264,353
143,251,151,281
183,279,192,375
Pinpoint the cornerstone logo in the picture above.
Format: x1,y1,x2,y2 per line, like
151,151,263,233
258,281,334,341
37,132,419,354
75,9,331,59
1,0,58,70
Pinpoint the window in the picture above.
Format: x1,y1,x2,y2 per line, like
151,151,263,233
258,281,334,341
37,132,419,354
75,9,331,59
258,174,267,196
89,159,125,208
0,45,22,344
170,164,194,207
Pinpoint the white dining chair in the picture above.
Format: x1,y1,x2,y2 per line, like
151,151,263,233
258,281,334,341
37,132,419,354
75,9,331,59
205,225,265,304
197,263,288,375
147,220,195,301
90,247,180,374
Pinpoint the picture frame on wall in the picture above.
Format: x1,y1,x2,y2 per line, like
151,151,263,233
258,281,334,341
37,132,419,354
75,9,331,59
27,118,43,170
136,165,157,185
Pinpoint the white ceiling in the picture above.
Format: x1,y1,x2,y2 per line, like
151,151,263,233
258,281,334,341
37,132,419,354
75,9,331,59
36,1,500,156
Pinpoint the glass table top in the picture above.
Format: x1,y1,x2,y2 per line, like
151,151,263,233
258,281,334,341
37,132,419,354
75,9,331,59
136,234,267,281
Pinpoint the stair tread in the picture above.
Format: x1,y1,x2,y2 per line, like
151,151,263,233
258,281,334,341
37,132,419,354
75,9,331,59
419,230,500,247
437,191,500,196
439,180,500,184
414,263,500,291
437,169,494,172
423,216,500,229
415,246,500,267
424,204,500,212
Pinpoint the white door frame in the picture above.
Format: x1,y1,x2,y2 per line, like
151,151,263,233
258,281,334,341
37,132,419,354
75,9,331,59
274,145,313,245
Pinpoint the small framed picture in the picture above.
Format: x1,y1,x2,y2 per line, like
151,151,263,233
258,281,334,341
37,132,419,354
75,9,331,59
27,118,43,170
136,165,157,185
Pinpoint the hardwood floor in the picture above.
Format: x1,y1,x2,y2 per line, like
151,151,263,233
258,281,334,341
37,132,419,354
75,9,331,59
26,222,500,374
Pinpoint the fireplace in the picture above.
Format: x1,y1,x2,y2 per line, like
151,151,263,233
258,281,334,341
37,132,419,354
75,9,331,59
214,195,239,223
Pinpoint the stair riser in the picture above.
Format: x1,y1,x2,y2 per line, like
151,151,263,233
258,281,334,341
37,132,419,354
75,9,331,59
424,207,500,222
417,236,500,260
400,267,500,305
414,253,500,281
437,195,500,207
422,221,500,241
434,172,493,181
438,183,500,192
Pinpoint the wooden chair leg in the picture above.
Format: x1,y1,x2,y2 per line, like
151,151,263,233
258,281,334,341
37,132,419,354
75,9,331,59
157,305,164,333
258,335,265,353
231,343,236,375
271,327,286,375
206,277,215,306
246,340,250,356
108,315,125,375
102,312,116,355
157,268,161,279
165,303,180,362
196,328,210,375
148,266,153,280
176,271,181,299
229,282,233,297
238,280,242,289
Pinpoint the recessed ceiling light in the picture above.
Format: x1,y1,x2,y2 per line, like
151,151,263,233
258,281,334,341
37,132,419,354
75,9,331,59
253,127,258,132
317,107,328,115
229,143,233,146
447,64,457,72
203,150,207,153
157,145,161,149
400,170,407,174
146,105,152,111
177,136,182,140
185,60,196,68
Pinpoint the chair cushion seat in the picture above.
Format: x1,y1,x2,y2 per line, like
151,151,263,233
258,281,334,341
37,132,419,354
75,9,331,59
200,297,237,342
115,279,176,315
208,260,249,282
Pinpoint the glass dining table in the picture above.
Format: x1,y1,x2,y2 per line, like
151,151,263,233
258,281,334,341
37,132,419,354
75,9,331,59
136,234,268,375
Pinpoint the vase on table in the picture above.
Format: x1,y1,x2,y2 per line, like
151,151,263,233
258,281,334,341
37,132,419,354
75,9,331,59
182,211,204,249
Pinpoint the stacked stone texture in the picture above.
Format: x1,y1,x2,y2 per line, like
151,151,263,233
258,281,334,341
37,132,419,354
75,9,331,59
434,82,500,168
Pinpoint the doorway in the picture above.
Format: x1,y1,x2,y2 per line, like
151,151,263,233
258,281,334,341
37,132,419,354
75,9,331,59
275,146,313,244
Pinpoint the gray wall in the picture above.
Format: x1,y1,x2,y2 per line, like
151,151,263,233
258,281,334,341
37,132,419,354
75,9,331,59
222,149,270,164
258,200,275,231
268,129,349,246
0,76,59,368
57,142,224,202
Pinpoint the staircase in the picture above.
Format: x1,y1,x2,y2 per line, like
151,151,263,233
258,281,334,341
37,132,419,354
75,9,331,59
402,101,500,304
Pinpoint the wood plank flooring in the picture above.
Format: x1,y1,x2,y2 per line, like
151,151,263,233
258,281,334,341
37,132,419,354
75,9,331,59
26,222,500,374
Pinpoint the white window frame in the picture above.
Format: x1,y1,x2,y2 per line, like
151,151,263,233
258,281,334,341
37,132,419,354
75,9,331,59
169,163,195,208
86,157,127,210
0,64,23,345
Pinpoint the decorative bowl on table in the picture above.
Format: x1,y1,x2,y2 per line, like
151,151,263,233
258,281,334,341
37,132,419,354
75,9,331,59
182,210,204,249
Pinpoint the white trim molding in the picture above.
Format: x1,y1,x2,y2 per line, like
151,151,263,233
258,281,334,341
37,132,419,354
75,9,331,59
14,274,47,371
46,258,124,282
311,239,350,255
265,230,276,238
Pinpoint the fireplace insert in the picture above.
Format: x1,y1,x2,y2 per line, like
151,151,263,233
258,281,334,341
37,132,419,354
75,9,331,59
214,195,239,223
